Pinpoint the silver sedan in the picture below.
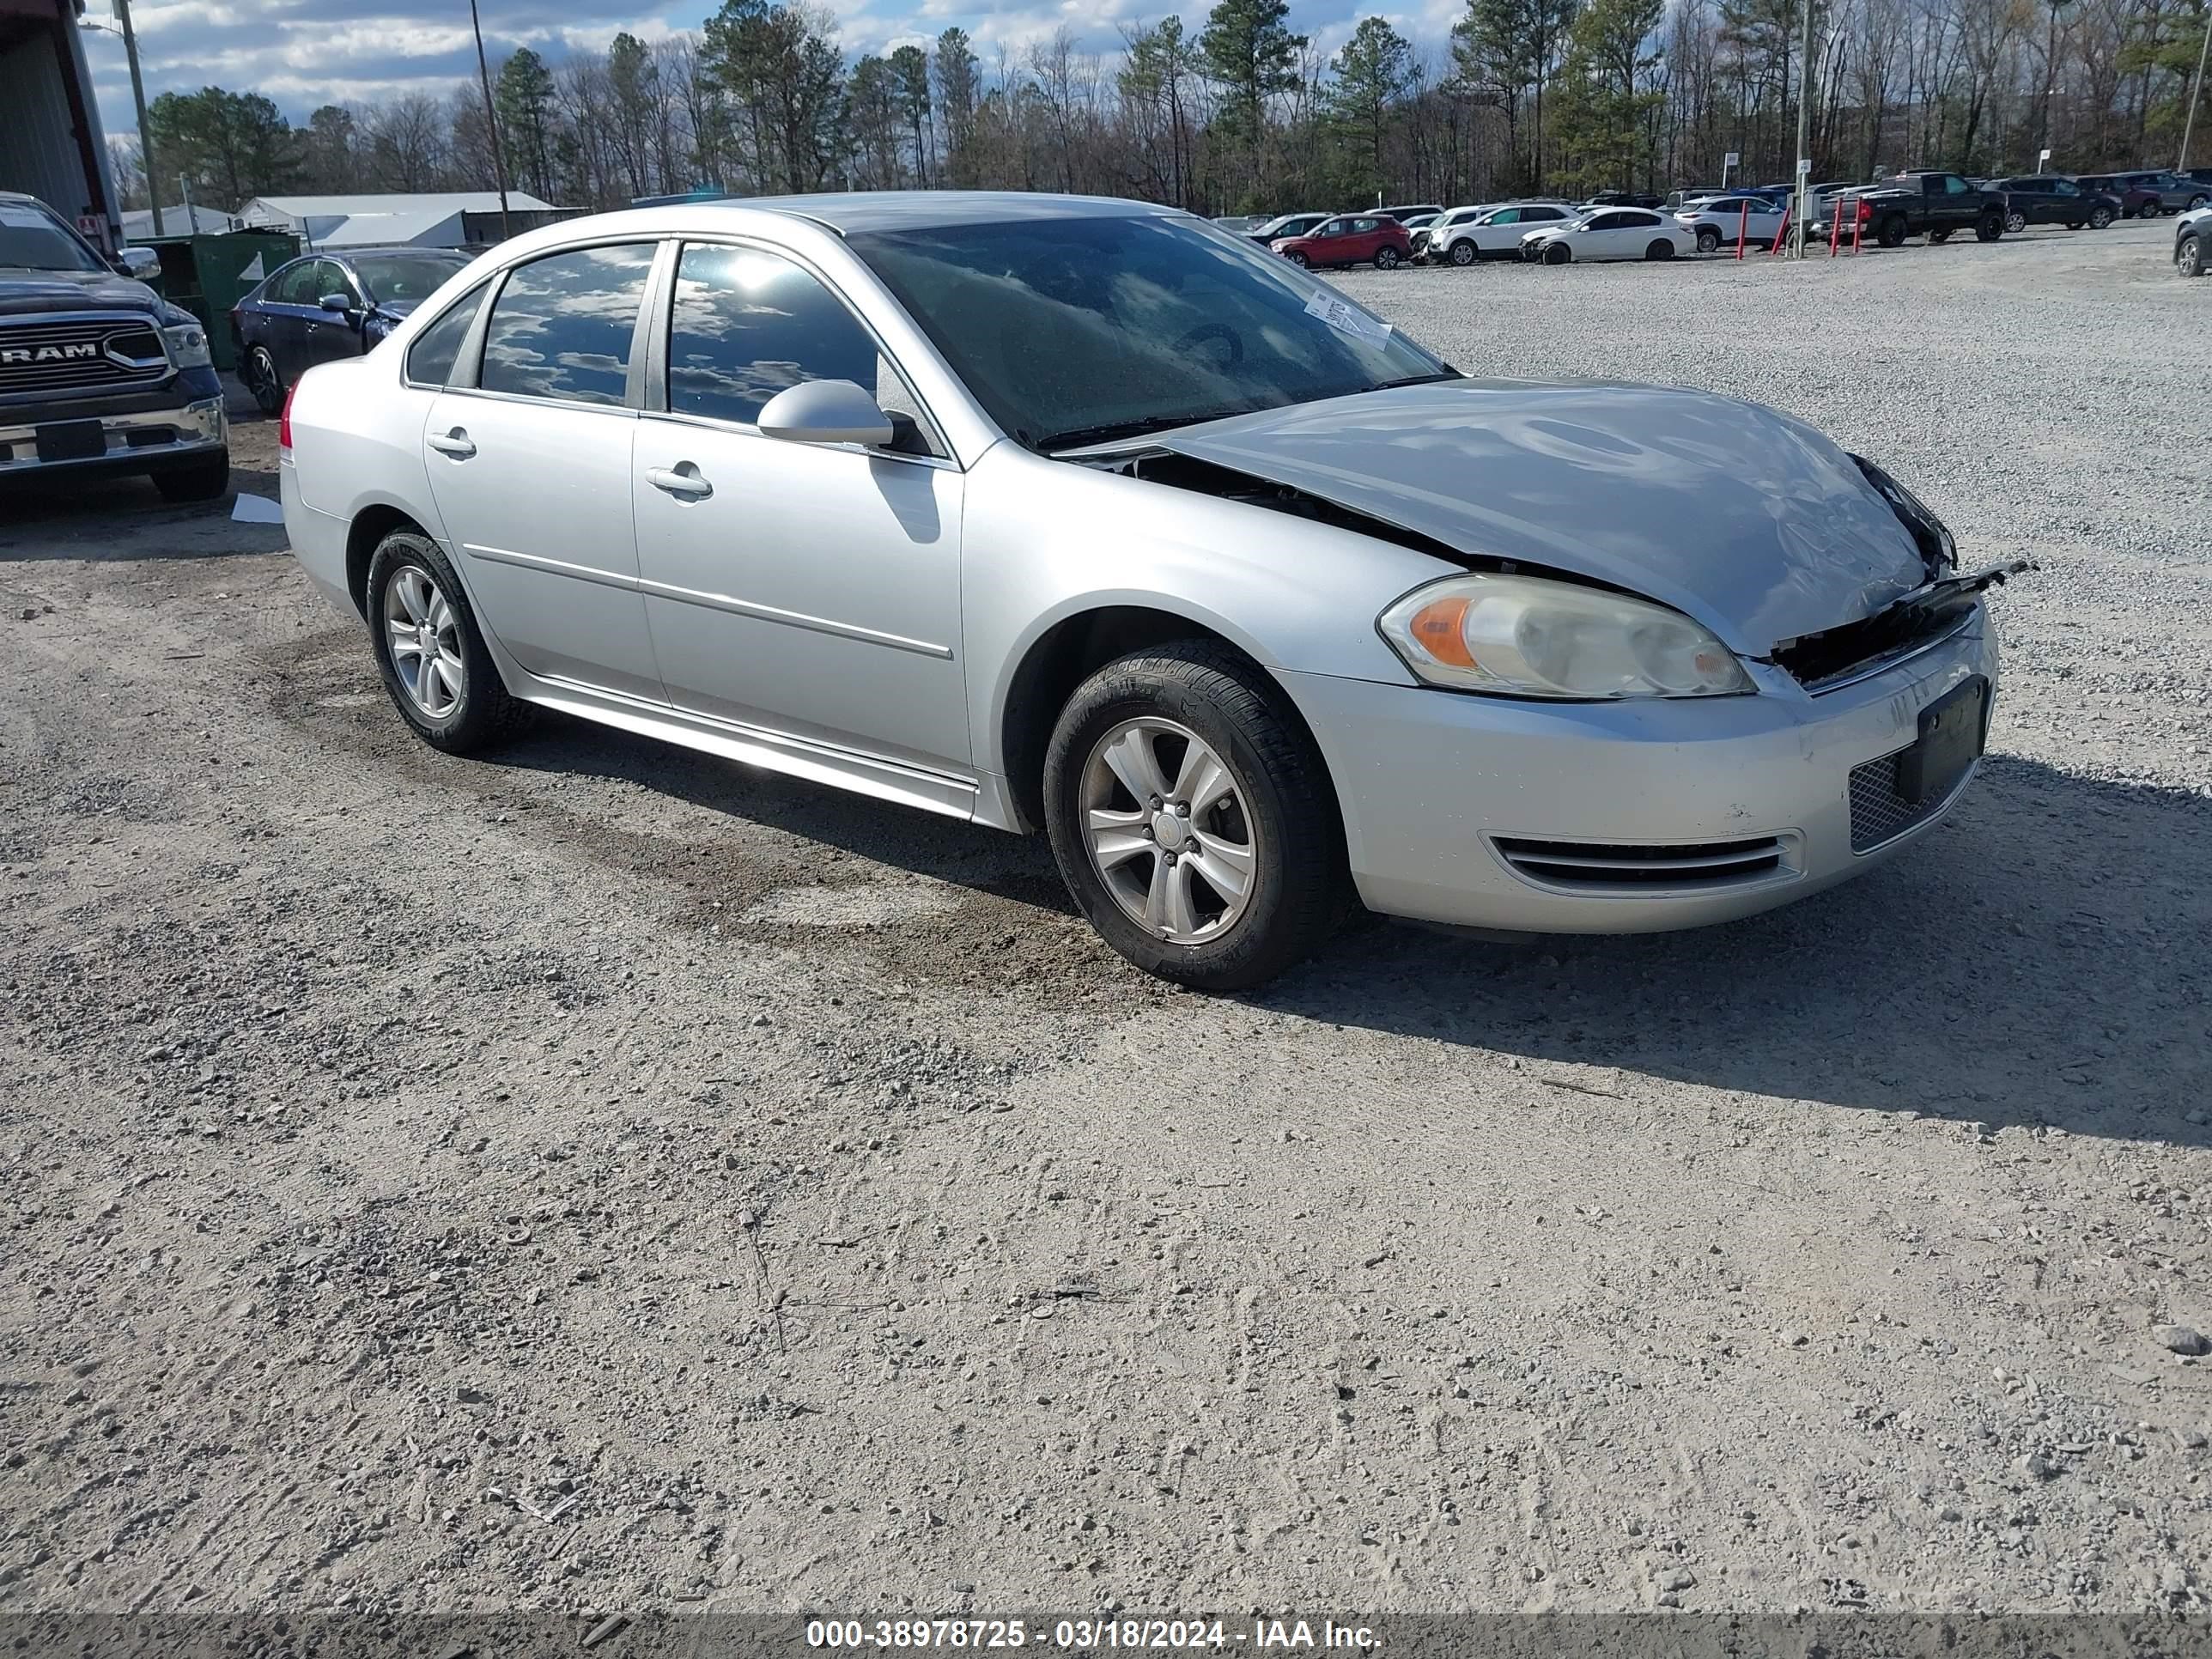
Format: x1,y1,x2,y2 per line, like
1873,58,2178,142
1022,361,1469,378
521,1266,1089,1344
280,191,2004,990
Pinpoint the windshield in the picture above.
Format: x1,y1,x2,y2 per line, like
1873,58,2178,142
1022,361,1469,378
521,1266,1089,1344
351,252,468,305
848,213,1454,453
0,203,106,273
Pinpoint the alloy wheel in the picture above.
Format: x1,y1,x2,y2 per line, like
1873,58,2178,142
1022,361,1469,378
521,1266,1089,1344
246,348,281,415
2006,210,2027,233
383,563,466,719
1450,241,1475,265
1079,717,1256,946
2182,238,2204,278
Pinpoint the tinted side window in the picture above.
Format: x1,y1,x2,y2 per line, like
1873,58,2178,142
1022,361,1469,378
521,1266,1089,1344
667,243,882,428
1943,175,1972,195
270,261,319,305
405,280,489,386
479,242,656,407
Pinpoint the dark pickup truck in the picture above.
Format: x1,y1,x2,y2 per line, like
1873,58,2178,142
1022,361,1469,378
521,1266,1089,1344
1814,171,2007,248
1,190,229,501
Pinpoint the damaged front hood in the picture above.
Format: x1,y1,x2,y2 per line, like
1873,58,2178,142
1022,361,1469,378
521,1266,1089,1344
1133,379,1929,654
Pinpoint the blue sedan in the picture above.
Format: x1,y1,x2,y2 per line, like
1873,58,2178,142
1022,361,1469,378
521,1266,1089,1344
230,246,469,415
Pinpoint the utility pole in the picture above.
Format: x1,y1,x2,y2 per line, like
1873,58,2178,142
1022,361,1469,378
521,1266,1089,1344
468,0,514,241
2183,3,2212,170
2041,0,2069,168
1791,0,1814,254
113,0,163,237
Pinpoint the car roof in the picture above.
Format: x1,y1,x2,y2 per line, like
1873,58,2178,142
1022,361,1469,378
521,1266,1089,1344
281,245,470,262
694,191,1182,234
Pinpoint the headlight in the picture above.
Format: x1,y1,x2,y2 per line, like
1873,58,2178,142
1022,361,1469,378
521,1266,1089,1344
1378,574,1753,699
162,323,211,369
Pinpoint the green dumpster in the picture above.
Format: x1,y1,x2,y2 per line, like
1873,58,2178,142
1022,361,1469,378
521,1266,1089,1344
127,230,300,372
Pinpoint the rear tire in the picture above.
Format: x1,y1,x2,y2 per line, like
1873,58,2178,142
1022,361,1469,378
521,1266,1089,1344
1448,240,1476,266
242,345,283,417
1374,246,1401,270
151,451,231,503
1928,228,1952,244
1877,214,1908,248
2004,209,2027,234
364,529,528,755
2179,234,2206,279
2088,205,2113,228
1644,239,1674,260
1042,641,1346,991
1695,227,1721,253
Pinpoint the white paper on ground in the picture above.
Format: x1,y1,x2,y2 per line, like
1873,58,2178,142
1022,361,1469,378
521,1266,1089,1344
231,492,285,523
1303,289,1393,349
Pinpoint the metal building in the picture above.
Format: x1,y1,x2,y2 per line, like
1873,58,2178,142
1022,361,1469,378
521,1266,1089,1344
0,0,118,249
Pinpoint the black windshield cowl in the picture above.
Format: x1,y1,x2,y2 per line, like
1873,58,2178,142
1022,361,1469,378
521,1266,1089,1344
1037,409,1260,455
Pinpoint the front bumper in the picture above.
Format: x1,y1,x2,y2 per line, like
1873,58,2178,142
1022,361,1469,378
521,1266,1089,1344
1282,608,1999,934
0,395,227,479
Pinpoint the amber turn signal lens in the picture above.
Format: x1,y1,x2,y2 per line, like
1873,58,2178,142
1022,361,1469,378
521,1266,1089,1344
1407,597,1477,668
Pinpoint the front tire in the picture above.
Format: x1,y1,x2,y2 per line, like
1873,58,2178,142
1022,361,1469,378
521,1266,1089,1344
2088,205,2113,228
1449,240,1476,266
2189,194,2209,212
365,529,527,754
1928,228,1952,244
2005,209,2027,234
1042,642,1346,991
1976,210,2004,242
1285,251,1309,267
1541,241,1571,264
151,451,231,502
2179,234,2206,279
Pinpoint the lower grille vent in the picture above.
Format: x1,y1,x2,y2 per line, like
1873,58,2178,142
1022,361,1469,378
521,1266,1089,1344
1492,834,1794,890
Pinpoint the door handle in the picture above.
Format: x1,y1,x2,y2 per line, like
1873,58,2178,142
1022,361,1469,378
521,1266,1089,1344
428,428,476,459
645,465,713,500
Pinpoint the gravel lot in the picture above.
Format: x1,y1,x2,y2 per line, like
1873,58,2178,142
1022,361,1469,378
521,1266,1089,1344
3,218,2209,1623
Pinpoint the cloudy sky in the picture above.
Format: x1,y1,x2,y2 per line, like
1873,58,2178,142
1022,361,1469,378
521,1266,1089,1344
82,0,1459,137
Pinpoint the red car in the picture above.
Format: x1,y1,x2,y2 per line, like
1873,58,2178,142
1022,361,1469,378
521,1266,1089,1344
1273,214,1413,270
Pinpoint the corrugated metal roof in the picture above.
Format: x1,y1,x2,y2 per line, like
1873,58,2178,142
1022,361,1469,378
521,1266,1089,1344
307,207,464,247
240,191,556,218
120,204,234,238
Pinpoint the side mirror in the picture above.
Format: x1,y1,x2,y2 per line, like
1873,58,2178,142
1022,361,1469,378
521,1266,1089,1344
114,246,160,280
755,379,894,448
319,292,353,313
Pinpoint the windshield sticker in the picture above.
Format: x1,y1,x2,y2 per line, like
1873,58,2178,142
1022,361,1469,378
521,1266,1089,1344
1304,289,1392,349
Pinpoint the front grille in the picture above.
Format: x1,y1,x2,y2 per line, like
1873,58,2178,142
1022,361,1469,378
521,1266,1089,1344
1849,751,1966,850
1772,595,1974,690
1492,834,1795,891
0,316,169,399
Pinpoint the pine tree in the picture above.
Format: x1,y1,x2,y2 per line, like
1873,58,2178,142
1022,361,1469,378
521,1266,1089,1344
1327,16,1413,199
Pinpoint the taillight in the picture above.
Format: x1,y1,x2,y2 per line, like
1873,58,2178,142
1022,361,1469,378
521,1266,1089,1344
278,383,295,450
1857,200,1872,222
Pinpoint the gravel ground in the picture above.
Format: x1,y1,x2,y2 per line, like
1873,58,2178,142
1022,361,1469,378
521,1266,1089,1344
3,219,2209,1623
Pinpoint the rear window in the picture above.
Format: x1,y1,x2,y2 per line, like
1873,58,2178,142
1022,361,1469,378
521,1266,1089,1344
404,279,489,386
